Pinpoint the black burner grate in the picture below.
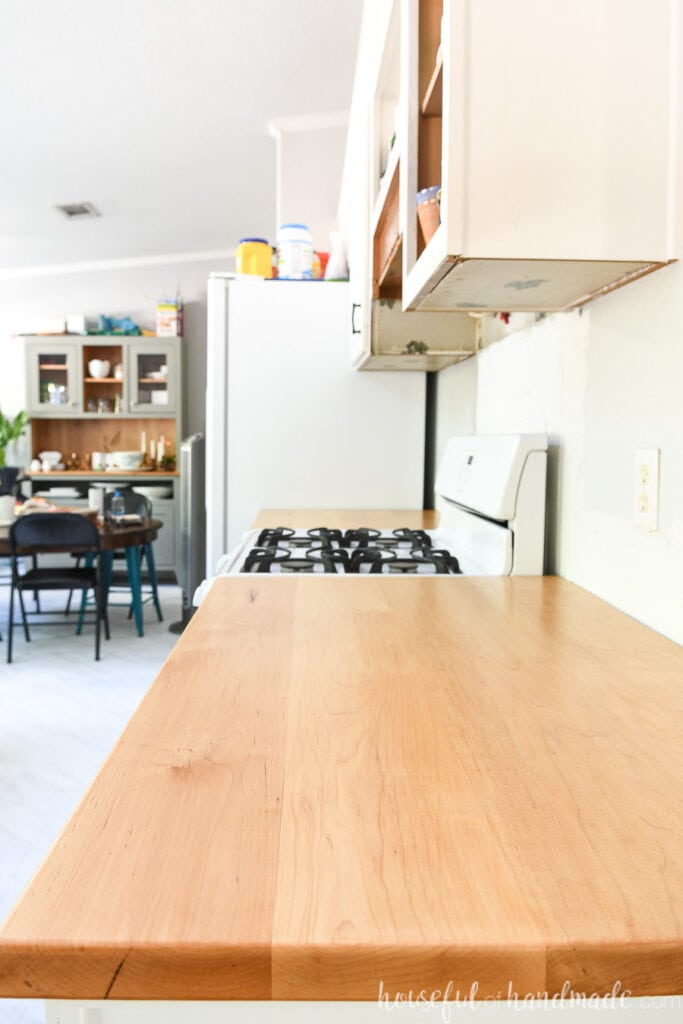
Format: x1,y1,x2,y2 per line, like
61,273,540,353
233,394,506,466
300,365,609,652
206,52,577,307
241,527,462,575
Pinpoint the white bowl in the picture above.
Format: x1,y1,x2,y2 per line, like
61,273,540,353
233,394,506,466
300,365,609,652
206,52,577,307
111,451,144,470
133,485,172,500
88,359,111,378
37,450,61,466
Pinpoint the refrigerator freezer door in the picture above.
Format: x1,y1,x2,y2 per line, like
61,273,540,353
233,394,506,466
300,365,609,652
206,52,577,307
206,277,426,571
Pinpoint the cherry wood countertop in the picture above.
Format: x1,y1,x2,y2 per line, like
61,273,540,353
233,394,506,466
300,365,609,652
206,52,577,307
251,509,439,530
0,570,681,1000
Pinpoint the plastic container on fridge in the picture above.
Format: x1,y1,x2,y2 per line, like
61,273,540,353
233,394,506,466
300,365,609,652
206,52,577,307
276,223,314,280
236,238,273,277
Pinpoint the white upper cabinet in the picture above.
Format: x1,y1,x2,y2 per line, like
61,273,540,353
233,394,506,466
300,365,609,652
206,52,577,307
401,0,678,312
340,0,479,370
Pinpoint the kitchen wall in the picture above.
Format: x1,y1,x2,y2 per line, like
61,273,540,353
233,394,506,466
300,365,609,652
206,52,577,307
0,256,225,455
436,261,683,645
275,118,348,254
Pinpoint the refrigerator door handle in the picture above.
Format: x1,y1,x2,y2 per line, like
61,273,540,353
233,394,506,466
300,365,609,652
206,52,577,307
351,303,361,334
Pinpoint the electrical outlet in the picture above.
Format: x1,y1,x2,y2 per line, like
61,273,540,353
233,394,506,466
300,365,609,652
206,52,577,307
634,448,660,531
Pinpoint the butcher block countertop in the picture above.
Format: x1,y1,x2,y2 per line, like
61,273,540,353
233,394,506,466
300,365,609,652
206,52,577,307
251,508,440,530
0,516,682,1001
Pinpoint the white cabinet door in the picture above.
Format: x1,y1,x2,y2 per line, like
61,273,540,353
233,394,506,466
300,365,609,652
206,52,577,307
25,340,81,415
402,0,677,312
127,340,180,415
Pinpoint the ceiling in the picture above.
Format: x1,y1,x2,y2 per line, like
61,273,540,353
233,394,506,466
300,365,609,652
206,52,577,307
0,0,363,273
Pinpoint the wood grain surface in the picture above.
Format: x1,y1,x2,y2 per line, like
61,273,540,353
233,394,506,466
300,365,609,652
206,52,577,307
250,509,439,530
0,575,681,1001
0,518,161,555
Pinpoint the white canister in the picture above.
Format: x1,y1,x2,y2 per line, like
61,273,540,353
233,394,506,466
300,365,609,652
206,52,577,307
88,486,105,516
276,223,314,280
0,494,15,523
91,451,106,471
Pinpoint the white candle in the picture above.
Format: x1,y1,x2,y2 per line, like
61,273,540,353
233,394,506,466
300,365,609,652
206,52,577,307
158,436,165,462
141,430,146,454
150,439,156,463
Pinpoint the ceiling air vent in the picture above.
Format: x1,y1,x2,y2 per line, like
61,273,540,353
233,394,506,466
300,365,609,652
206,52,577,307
56,202,100,219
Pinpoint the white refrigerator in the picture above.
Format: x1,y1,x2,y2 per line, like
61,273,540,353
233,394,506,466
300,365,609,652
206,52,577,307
205,275,426,573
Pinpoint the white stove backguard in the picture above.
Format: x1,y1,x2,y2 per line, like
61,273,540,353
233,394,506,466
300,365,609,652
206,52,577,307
435,434,547,576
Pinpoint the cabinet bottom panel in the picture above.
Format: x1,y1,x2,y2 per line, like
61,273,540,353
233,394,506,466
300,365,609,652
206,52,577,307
411,257,667,313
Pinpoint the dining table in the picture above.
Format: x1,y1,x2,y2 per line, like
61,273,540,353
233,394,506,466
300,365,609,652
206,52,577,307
0,514,163,637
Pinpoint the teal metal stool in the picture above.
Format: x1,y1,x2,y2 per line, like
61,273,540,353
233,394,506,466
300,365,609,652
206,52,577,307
77,490,163,637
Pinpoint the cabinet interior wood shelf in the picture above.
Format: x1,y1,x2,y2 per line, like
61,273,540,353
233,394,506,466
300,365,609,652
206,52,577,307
377,235,403,299
421,52,443,117
39,364,68,371
84,377,122,384
373,152,402,301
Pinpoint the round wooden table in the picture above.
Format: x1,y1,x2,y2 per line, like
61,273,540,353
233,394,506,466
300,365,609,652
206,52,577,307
0,516,162,555
0,515,163,637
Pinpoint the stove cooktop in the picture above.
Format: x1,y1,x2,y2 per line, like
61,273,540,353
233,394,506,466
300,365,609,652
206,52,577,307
237,527,463,576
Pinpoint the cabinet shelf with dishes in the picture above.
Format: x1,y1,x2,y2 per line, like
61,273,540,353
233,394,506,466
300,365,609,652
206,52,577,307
22,333,183,578
25,336,180,419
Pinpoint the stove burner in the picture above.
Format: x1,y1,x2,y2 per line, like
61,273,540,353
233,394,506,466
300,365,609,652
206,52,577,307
348,547,397,574
288,536,316,549
343,528,381,548
256,527,295,548
308,528,344,548
307,546,349,572
388,554,449,575
242,545,291,573
430,549,462,574
279,558,318,574
393,528,432,548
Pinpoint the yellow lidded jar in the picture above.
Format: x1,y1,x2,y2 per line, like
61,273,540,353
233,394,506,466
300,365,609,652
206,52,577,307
235,238,273,278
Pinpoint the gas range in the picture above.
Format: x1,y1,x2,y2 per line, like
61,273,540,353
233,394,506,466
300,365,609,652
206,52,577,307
194,434,548,600
232,526,463,575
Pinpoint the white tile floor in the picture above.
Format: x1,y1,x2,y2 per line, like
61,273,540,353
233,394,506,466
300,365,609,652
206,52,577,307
0,584,183,1024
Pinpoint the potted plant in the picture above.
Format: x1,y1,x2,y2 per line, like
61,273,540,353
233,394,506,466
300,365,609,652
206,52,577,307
0,407,29,494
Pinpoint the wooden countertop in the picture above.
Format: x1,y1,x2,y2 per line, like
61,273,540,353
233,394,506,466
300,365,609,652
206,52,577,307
27,469,179,478
251,509,439,530
0,575,681,1001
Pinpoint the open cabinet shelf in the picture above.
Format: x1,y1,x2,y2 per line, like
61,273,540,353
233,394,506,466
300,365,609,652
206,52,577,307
373,153,403,301
341,0,480,371
401,0,676,313
421,51,443,116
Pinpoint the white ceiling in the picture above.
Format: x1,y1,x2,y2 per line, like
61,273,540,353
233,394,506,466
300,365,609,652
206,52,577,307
0,0,363,273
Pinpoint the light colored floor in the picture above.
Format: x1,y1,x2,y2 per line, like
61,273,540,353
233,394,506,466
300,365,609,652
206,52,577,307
0,584,183,1024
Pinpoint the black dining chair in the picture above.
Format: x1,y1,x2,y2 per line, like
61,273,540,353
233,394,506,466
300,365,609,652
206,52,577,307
7,512,107,662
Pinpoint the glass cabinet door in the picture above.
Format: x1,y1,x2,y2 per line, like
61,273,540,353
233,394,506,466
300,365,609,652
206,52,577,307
127,342,179,414
26,341,81,415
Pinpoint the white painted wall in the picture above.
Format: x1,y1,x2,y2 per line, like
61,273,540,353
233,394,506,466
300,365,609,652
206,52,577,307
436,261,683,645
0,257,225,458
275,121,348,253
